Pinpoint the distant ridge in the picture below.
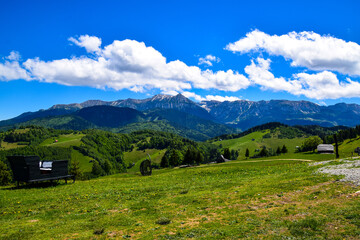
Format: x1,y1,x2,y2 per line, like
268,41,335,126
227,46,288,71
1,94,360,131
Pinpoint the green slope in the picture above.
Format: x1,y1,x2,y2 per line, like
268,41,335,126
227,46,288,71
212,129,337,161
1,132,91,169
213,130,304,159
71,149,93,173
338,136,360,158
1,160,359,239
124,148,166,172
39,133,84,147
40,133,92,173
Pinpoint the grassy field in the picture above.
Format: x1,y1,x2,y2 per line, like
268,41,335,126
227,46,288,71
71,149,93,173
39,133,93,173
124,148,166,172
0,141,27,150
213,130,309,160
212,130,360,162
1,159,359,239
39,133,85,147
337,136,360,158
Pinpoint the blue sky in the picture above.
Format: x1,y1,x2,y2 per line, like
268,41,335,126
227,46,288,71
0,0,359,120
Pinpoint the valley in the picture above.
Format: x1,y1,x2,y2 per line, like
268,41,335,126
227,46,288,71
1,97,360,239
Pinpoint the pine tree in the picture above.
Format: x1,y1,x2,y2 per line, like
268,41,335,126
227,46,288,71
195,151,204,165
245,148,249,158
91,161,104,176
281,145,288,154
69,160,83,180
104,159,113,174
183,148,194,165
169,149,181,167
223,148,231,159
259,147,268,157
234,150,239,160
160,153,169,168
276,146,281,155
334,134,339,159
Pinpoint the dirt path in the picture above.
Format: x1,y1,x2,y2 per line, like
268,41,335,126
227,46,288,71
225,159,314,164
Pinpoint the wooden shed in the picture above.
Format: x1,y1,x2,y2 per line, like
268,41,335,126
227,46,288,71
7,155,74,186
317,144,334,154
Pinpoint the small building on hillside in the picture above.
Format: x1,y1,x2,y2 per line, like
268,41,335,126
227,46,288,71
354,147,360,155
317,144,334,154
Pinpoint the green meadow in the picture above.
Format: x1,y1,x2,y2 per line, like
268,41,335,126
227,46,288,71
39,133,85,147
1,159,359,239
124,148,166,172
1,126,360,239
212,130,360,162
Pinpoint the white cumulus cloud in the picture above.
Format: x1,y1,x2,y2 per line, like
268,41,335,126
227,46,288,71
244,57,360,100
293,71,360,99
69,35,102,53
227,29,360,76
245,58,301,92
201,69,250,91
18,36,249,93
0,52,30,81
198,54,220,66
182,91,241,102
6,51,21,61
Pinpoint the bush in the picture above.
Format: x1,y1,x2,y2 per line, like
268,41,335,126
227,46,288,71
91,160,105,176
0,161,12,185
156,217,171,225
69,160,83,180
299,136,323,152
262,133,271,138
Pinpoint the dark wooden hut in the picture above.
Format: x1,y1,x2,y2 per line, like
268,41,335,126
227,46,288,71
7,155,74,185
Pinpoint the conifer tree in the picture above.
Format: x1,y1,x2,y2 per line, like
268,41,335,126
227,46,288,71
281,145,288,154
276,146,281,155
160,153,169,168
223,148,231,159
169,149,181,167
69,160,83,180
195,151,204,165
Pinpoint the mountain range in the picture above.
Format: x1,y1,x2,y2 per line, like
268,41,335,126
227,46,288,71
1,94,360,140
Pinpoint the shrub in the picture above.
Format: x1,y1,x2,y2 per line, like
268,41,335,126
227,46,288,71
69,160,83,180
156,217,171,225
299,136,323,152
0,161,12,185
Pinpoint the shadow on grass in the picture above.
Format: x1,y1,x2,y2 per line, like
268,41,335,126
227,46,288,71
3,180,73,190
302,152,318,155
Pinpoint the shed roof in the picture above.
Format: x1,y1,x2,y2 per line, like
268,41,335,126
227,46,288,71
317,144,334,152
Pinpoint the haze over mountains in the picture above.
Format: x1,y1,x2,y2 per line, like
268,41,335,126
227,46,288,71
1,94,360,140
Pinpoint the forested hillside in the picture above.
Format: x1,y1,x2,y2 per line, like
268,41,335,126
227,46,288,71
1,106,236,141
0,126,221,185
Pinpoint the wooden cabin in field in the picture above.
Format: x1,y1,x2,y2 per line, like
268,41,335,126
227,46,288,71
7,155,74,186
317,144,334,154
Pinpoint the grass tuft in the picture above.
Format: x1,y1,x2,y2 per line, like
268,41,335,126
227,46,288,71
288,217,325,237
93,228,105,235
156,217,171,225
